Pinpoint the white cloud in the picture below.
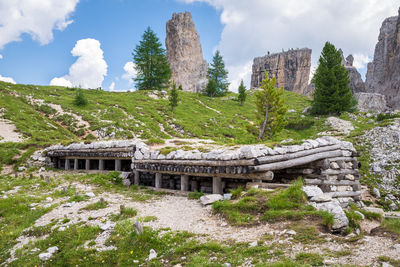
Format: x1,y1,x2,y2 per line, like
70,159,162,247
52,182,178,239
0,54,2,60
0,0,79,49
122,61,137,85
50,77,72,87
181,0,398,89
0,75,16,84
353,53,371,69
109,82,115,91
50,38,108,89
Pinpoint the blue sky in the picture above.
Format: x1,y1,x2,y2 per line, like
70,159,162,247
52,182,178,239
0,0,222,90
0,0,398,91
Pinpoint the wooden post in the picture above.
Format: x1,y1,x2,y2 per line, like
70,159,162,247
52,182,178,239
74,159,78,170
65,159,70,171
181,175,189,191
85,159,90,171
212,177,223,195
115,159,121,171
155,173,162,188
134,171,140,185
99,159,105,171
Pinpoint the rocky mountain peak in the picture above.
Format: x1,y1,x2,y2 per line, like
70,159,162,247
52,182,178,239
165,12,208,93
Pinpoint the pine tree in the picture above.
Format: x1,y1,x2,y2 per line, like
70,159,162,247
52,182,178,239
255,73,288,140
205,79,217,97
311,42,356,115
208,50,229,96
237,80,246,105
74,89,88,106
132,27,171,91
169,81,179,111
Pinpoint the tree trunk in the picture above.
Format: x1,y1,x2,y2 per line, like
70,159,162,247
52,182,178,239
258,104,269,141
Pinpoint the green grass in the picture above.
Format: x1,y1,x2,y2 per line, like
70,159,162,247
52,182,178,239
81,200,108,211
0,81,329,169
212,180,334,228
381,218,400,236
187,190,204,199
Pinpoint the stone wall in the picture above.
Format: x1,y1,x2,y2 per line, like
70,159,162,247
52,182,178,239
250,48,312,95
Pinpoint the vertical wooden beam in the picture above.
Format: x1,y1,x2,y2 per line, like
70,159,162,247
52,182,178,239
134,171,140,185
65,159,70,171
212,177,223,195
99,159,105,171
85,159,90,171
181,175,189,191
74,159,78,170
155,173,162,188
115,159,121,171
191,180,199,192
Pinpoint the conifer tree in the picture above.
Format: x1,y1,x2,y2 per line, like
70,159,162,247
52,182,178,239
311,42,356,115
169,81,179,111
132,27,171,90
205,79,217,98
255,73,288,140
74,89,88,106
237,80,246,105
208,50,229,96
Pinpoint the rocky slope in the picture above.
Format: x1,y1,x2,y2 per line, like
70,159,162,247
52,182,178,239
250,48,312,95
165,12,208,93
365,8,400,110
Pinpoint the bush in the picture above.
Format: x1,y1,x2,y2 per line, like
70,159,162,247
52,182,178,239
188,190,204,200
286,118,315,130
74,89,88,106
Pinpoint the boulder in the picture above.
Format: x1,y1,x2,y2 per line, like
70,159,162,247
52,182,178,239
355,92,388,113
302,186,323,198
312,199,349,230
200,194,224,205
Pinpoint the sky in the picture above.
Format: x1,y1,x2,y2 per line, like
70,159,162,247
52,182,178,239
0,0,398,92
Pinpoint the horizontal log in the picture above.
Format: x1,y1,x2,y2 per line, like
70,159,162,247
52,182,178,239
251,150,344,172
304,179,359,186
328,191,362,198
246,182,291,189
255,145,341,165
134,169,273,180
321,169,359,175
134,158,256,167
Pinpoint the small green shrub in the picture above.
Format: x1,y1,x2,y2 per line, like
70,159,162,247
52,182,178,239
188,190,204,200
295,252,324,266
285,117,315,130
230,187,243,200
81,201,108,211
74,89,88,106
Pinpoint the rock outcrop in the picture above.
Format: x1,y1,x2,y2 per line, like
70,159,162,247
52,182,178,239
339,50,365,94
365,8,400,109
355,92,388,113
250,48,312,95
165,12,208,93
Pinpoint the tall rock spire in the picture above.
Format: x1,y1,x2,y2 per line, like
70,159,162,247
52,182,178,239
165,12,208,93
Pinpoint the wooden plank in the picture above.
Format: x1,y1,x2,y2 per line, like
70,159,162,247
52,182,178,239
255,145,341,165
246,182,290,189
134,168,274,180
251,150,344,172
133,158,256,167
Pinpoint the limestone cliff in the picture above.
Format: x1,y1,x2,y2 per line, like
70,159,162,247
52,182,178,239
250,48,312,95
165,12,208,93
365,8,400,109
339,50,365,94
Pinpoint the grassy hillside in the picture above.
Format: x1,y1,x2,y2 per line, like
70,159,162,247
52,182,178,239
0,81,329,167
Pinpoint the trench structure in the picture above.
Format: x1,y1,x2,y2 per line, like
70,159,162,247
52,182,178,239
45,138,362,202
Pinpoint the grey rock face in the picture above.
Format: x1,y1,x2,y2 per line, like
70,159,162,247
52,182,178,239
166,12,208,93
365,9,400,109
251,48,312,95
200,194,224,205
355,92,388,112
339,49,366,94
